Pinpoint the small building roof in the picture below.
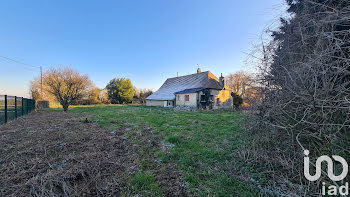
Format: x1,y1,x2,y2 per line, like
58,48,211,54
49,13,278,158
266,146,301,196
146,71,224,101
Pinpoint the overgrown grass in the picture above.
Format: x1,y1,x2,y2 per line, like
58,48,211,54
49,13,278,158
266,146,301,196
70,105,260,196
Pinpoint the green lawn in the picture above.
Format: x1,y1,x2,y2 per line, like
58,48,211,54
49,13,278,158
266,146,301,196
70,105,260,196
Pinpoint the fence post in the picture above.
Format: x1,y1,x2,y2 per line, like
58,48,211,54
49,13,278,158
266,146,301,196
26,99,28,114
22,97,24,116
4,95,7,123
15,96,17,119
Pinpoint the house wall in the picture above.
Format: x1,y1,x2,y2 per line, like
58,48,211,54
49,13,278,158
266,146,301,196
148,90,232,109
198,89,232,109
175,93,197,107
145,100,164,107
211,89,232,109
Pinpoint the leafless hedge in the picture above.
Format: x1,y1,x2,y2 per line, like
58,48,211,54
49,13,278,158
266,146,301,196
246,0,350,195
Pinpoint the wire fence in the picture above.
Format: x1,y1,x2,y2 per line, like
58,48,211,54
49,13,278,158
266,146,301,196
0,95,35,125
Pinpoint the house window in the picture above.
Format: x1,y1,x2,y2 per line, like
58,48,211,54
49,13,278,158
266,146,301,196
216,98,220,106
201,95,213,102
185,95,189,101
200,95,205,102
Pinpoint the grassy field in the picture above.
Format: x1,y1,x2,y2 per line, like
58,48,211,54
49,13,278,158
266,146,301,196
70,105,261,196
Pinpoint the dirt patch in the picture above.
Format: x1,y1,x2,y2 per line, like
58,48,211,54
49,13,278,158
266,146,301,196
0,111,188,197
0,111,136,196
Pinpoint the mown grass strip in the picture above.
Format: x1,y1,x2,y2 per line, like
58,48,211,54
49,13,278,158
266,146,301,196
70,105,260,196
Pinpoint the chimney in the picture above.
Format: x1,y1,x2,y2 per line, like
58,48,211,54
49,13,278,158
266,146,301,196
197,67,202,73
219,73,224,88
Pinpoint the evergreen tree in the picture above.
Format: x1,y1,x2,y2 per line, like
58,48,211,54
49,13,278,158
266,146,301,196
106,78,135,104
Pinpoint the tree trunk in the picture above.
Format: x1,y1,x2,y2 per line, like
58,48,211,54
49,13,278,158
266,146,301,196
62,102,69,112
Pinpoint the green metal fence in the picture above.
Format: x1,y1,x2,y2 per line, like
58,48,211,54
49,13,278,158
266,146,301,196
0,95,35,125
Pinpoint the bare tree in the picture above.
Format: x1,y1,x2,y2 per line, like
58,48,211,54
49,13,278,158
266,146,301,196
134,88,153,104
225,71,253,98
30,76,56,102
225,71,261,106
99,88,109,104
29,77,41,101
44,67,92,111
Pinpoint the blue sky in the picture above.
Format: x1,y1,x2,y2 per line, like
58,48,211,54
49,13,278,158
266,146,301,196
0,0,286,97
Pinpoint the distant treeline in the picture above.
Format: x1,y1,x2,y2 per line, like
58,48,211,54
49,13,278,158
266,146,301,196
30,67,152,111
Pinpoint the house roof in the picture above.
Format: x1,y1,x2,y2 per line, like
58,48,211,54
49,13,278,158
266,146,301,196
146,71,224,101
174,88,206,94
